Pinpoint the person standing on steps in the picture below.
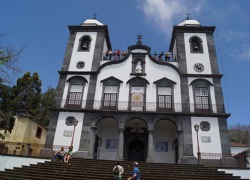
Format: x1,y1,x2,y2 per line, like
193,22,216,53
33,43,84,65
113,162,124,180
127,162,140,180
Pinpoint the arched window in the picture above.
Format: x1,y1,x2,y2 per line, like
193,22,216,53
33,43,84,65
154,78,176,112
190,79,213,112
66,76,88,108
100,76,123,110
127,77,149,111
78,35,92,51
189,36,203,53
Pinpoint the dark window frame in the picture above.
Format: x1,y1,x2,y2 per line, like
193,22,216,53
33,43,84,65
35,127,43,139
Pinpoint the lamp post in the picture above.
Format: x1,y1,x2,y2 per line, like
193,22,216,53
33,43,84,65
71,118,79,146
194,124,201,164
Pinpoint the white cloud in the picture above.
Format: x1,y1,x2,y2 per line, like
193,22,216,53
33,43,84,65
137,0,205,36
238,44,250,61
221,30,249,43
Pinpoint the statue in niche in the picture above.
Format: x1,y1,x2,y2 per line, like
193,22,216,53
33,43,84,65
135,61,142,73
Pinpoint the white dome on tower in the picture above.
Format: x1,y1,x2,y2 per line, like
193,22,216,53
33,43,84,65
178,19,201,27
81,19,103,26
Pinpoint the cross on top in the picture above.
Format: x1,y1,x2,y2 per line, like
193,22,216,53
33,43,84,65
93,13,98,19
136,33,143,45
185,12,191,20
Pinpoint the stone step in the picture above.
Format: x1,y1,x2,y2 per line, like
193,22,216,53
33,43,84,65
0,158,246,180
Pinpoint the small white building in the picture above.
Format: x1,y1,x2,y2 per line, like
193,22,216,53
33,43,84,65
41,17,233,165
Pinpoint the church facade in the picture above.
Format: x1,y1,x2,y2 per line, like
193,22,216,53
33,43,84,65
42,17,232,164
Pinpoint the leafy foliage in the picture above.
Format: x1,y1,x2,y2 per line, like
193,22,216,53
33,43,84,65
229,124,250,144
0,79,16,138
36,86,56,126
11,72,42,116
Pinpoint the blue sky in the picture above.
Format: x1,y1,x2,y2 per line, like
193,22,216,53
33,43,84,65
1,0,249,126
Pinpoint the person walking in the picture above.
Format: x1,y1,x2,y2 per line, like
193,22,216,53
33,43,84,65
113,162,124,180
127,162,140,180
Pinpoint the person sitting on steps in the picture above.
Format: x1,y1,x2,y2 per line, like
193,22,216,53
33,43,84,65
64,146,73,163
51,146,65,162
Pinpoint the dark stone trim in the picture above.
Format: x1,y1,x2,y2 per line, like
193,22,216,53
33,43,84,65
181,74,223,78
130,73,147,76
58,71,97,75
189,78,213,86
181,116,194,156
66,76,88,83
55,74,67,108
43,111,60,146
50,108,230,118
85,74,98,109
206,33,220,74
218,117,232,156
180,76,190,113
126,77,150,85
60,32,77,72
213,78,226,113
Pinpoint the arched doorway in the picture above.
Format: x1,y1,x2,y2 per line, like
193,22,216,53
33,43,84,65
124,118,148,161
154,120,178,163
129,140,145,161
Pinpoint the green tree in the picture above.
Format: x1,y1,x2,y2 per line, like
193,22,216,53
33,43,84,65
229,124,250,144
11,72,42,116
36,86,56,126
0,79,15,139
0,33,23,83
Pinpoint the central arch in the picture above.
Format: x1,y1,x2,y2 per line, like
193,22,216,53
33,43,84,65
124,118,148,162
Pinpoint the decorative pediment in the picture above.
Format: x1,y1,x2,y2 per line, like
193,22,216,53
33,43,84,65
126,77,150,85
189,78,213,86
101,76,123,85
153,77,176,86
66,76,88,83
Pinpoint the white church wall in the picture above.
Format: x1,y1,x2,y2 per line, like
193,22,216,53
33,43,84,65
98,126,119,160
191,117,222,157
94,55,181,111
153,125,176,163
69,32,97,72
188,77,217,113
184,33,212,74
53,112,84,152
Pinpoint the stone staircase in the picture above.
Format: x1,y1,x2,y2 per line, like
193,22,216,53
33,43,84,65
0,158,248,180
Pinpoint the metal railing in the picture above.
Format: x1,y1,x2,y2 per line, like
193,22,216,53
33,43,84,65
200,153,248,168
55,99,226,114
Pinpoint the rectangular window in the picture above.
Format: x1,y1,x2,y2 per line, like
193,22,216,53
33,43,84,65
35,127,42,139
68,85,83,105
103,86,118,109
194,87,209,110
158,87,172,110
131,86,144,111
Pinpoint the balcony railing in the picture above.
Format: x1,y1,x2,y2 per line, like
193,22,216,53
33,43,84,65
102,53,177,62
54,99,226,114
